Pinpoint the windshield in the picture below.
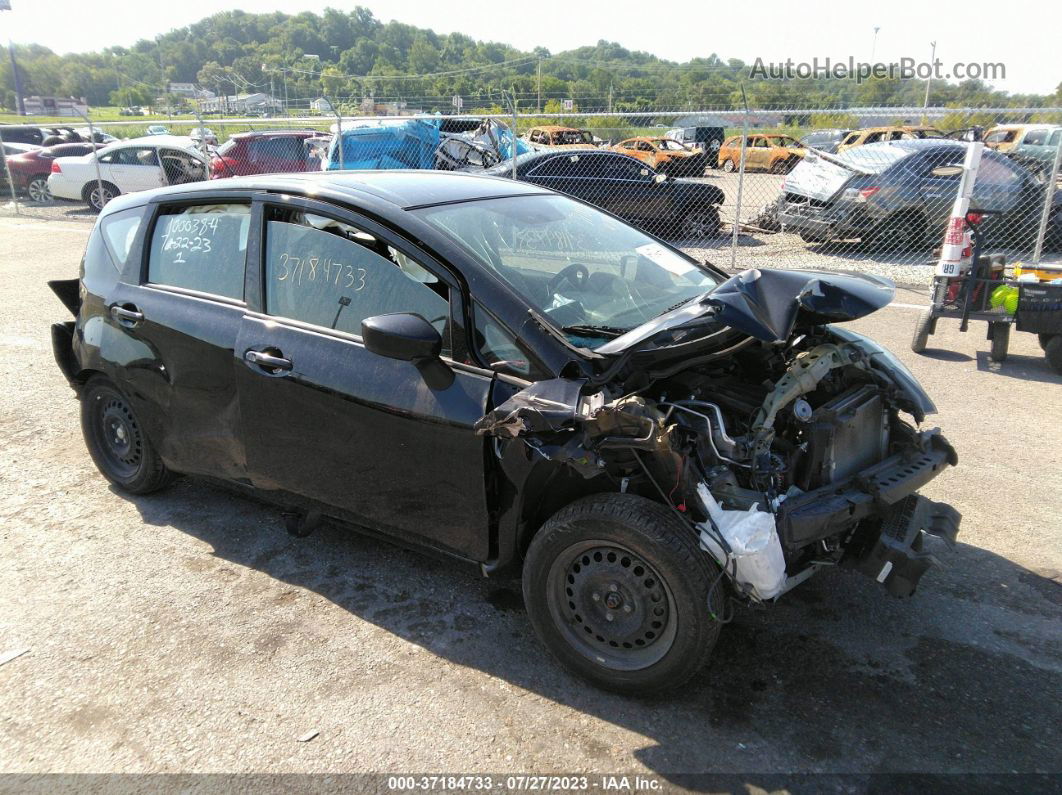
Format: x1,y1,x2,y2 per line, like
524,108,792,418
415,194,719,348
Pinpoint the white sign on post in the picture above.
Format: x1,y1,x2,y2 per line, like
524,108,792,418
562,99,574,111
452,96,463,110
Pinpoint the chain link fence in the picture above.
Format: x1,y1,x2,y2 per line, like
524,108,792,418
3,106,1061,287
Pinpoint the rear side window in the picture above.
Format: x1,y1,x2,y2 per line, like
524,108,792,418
100,207,145,268
147,203,250,300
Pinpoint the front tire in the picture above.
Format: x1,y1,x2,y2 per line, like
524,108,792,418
81,376,173,494
1044,335,1062,374
989,322,1010,363
679,207,721,240
721,158,736,173
522,494,723,694
911,309,936,353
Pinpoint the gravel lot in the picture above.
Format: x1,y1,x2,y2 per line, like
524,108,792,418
0,215,1059,789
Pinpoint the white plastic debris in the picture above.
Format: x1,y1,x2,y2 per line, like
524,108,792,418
297,730,319,743
696,483,787,600
0,648,30,667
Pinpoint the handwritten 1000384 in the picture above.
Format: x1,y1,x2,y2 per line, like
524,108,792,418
275,253,367,291
159,216,222,264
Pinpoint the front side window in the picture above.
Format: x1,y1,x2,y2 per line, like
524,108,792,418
1024,130,1048,146
264,209,450,351
472,302,545,379
147,203,250,300
415,194,719,348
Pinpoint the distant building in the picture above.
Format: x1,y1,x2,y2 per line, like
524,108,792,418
168,83,214,100
310,97,333,113
356,99,423,117
23,96,88,117
198,92,282,114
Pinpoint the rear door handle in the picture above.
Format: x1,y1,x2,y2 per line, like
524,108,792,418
110,303,144,327
244,349,293,373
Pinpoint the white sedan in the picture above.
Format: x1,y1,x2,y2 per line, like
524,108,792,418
48,136,209,211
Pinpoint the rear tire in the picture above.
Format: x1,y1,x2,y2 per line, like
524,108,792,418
81,376,173,494
1044,335,1062,374
522,493,724,694
989,322,1010,363
867,213,926,252
911,309,935,353
83,181,118,212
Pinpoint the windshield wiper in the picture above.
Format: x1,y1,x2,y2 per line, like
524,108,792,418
561,324,627,339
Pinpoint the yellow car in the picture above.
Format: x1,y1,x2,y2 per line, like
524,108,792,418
836,126,944,153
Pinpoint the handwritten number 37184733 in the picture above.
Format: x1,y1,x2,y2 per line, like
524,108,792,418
276,253,366,290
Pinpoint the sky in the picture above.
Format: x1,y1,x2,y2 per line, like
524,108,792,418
1,0,1056,97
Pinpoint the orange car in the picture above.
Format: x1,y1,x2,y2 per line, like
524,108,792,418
611,137,709,176
717,134,805,173
524,125,597,149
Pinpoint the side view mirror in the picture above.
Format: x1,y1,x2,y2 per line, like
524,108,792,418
361,312,454,390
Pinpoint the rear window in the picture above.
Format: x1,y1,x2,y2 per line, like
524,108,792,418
249,137,306,164
836,144,916,173
147,204,250,300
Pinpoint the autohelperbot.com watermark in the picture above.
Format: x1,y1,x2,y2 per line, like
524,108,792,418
749,57,1005,83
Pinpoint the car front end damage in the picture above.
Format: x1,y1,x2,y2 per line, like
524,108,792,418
476,268,960,603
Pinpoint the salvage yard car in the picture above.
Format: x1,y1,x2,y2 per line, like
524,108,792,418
718,133,805,173
48,136,209,211
49,170,961,693
611,136,709,176
777,140,1061,249
835,126,944,153
525,125,597,149
483,149,724,239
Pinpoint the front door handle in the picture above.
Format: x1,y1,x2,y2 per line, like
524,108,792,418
110,303,144,327
244,349,293,373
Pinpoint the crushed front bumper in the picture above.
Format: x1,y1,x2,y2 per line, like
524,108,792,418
844,493,961,597
775,430,961,596
779,203,875,241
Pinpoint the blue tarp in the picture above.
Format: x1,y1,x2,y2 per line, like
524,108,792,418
325,117,530,170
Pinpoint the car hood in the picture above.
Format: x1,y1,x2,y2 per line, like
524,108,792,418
596,268,895,354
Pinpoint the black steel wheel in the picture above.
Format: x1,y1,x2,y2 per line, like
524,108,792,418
81,377,173,494
523,493,723,694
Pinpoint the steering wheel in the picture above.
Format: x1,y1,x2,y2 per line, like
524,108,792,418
547,263,590,297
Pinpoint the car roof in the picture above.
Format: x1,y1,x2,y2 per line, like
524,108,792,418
229,129,319,140
533,125,585,133
100,169,550,218
102,135,194,150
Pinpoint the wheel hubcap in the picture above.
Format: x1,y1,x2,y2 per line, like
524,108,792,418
548,542,677,671
28,179,50,202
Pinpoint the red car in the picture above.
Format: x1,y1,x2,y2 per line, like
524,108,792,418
5,142,102,202
209,130,323,178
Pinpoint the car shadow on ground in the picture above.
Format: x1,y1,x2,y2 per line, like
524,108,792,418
124,481,1062,785
975,350,1062,383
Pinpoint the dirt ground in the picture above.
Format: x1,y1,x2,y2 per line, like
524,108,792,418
0,215,1059,789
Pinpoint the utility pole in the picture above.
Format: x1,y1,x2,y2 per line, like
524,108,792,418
922,40,937,124
608,82,613,115
871,26,880,62
536,58,541,113
0,1,24,115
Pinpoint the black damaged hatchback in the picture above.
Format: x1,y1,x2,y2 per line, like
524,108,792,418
50,171,961,693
